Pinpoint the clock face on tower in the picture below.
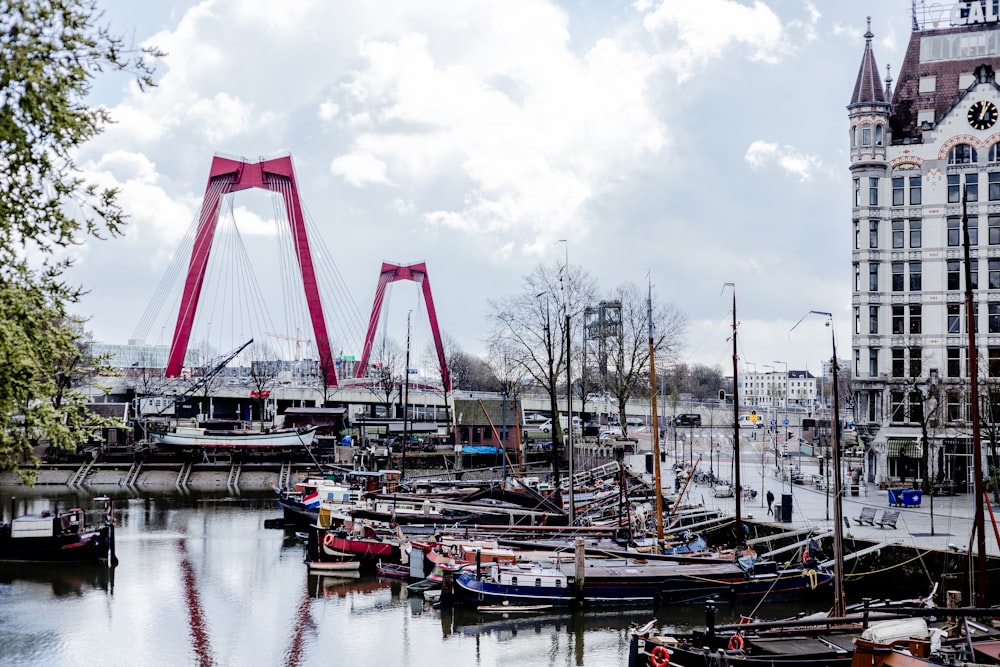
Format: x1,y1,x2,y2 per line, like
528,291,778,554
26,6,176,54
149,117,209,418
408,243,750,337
968,100,999,130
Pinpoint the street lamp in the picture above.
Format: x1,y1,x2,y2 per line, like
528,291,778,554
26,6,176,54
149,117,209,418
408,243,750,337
773,360,789,476
536,291,560,489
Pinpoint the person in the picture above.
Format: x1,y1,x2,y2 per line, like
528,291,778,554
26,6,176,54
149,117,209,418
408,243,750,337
766,489,775,516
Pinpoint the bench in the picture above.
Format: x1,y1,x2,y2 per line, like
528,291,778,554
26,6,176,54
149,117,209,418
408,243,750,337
854,506,878,526
876,509,900,529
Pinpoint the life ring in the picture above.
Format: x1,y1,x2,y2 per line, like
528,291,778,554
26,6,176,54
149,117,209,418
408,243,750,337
323,532,335,547
728,634,744,652
649,644,670,667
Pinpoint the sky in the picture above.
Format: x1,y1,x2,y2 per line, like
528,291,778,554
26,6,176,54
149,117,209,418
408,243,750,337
61,0,918,380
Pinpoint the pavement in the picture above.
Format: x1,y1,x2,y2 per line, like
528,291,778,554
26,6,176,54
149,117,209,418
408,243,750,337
623,431,994,557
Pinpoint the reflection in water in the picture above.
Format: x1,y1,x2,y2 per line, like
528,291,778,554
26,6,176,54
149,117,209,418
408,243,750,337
0,562,112,597
0,492,839,667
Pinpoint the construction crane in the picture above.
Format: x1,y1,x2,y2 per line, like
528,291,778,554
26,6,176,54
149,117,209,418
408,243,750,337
265,331,312,361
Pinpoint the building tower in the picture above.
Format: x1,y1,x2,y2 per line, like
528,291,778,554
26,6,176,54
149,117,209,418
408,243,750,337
851,3,1000,492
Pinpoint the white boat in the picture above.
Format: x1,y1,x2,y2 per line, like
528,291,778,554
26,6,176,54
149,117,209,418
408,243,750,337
151,426,317,449
307,558,362,572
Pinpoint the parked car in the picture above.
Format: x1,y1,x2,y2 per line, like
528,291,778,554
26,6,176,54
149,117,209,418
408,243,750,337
527,440,552,452
625,416,644,427
674,413,702,427
739,414,763,429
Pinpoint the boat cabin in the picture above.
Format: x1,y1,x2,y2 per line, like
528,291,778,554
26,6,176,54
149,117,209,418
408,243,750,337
10,508,85,539
490,562,572,588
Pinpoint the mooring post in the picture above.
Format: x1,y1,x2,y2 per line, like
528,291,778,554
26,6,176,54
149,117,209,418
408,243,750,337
574,537,586,606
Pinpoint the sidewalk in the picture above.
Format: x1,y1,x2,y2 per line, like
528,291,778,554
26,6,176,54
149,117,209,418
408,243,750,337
626,433,995,557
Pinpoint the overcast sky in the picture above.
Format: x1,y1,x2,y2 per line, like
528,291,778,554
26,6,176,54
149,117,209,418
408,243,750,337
64,0,915,378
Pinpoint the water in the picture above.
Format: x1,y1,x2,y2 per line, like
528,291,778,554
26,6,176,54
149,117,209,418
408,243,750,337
0,492,829,667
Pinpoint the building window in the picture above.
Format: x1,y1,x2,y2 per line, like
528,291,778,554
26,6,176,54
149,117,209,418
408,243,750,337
892,348,904,377
892,262,904,291
990,303,1000,333
949,174,961,203
948,348,961,377
875,124,884,146
854,306,861,335
991,172,1000,200
972,219,980,245
892,220,904,248
991,348,1000,377
948,303,961,333
869,305,878,334
909,392,924,423
869,177,879,206
854,263,861,292
854,349,861,376
890,391,905,422
909,219,922,248
967,172,980,201
991,144,1000,163
948,217,961,245
972,259,980,289
892,305,904,334
948,260,961,290
909,304,922,333
910,175,922,205
854,178,861,207
991,215,1000,244
947,390,961,421
863,126,872,146
892,177,904,206
869,349,878,377
910,347,922,377
869,263,879,291
991,259,1000,289
948,143,978,164
854,220,860,249
909,261,922,291
870,220,879,248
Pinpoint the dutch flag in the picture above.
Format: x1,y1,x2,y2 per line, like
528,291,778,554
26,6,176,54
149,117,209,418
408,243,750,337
302,491,320,509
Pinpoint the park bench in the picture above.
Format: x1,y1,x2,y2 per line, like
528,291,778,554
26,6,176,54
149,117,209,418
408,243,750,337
876,509,900,529
854,506,878,526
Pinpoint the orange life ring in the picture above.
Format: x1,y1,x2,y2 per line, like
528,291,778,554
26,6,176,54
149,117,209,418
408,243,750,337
728,634,744,652
649,644,670,667
323,532,335,547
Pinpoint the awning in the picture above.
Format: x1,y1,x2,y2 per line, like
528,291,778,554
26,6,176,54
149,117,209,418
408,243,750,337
886,437,921,458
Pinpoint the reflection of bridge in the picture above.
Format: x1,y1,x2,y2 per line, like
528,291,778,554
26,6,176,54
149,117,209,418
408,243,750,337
159,154,451,391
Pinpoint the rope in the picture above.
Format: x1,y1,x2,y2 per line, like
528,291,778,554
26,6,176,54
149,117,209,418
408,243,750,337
843,549,933,579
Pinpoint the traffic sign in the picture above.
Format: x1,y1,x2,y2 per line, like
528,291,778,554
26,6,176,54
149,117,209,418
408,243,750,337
770,420,776,426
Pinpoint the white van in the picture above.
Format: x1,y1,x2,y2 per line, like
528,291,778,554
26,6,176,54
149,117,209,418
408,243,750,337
739,414,763,429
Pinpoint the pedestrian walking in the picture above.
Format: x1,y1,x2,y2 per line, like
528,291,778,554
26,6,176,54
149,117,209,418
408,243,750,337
766,489,775,516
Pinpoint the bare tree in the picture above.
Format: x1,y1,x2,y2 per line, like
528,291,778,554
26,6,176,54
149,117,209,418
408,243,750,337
247,342,280,430
604,283,687,436
489,261,598,484
367,336,404,418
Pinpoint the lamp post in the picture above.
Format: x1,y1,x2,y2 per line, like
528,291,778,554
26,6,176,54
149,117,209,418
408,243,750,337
774,360,789,482
537,291,560,488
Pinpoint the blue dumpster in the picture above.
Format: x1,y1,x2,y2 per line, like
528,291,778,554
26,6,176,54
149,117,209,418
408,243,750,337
887,488,904,506
901,489,922,507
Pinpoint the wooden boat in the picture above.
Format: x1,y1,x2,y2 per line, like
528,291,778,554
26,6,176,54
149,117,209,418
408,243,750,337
376,561,411,579
453,554,833,609
151,424,318,449
305,546,361,572
0,499,116,564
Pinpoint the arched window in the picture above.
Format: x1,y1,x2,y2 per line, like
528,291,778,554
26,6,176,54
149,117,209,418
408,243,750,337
862,125,872,146
875,125,884,146
949,143,978,164
989,143,1000,163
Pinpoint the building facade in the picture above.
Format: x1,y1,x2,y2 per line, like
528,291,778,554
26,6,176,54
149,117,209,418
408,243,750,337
738,369,818,411
848,3,1000,491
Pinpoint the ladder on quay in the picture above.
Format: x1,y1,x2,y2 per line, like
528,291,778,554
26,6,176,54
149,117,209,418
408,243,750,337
277,461,292,490
569,460,620,489
227,462,242,489
176,461,193,489
69,456,98,487
123,460,143,487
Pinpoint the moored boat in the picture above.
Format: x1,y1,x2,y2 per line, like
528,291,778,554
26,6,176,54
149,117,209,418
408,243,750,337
0,499,115,564
150,424,318,449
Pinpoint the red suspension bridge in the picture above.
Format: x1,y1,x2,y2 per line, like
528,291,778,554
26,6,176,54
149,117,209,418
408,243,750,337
133,154,451,392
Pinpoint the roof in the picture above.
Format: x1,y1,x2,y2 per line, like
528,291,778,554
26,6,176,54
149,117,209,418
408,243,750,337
850,21,887,107
890,22,1000,141
85,402,129,423
454,398,523,427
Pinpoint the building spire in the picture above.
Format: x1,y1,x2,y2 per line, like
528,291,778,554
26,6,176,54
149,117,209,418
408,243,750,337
850,17,886,106
884,63,893,102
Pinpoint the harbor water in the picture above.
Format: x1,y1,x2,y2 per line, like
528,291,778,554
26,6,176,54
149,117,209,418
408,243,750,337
0,491,831,667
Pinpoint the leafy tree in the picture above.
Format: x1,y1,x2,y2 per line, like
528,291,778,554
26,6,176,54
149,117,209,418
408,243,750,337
0,0,159,479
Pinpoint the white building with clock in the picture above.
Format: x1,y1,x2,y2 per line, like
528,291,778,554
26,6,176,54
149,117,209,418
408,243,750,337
850,2,1000,493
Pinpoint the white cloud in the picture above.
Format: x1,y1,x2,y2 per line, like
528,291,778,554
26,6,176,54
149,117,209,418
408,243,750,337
642,0,789,81
330,152,392,187
744,140,825,181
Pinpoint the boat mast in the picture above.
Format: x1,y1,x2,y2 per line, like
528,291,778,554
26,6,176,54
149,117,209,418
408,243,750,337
963,191,989,605
829,322,846,618
724,283,742,543
402,311,412,480
648,280,665,546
